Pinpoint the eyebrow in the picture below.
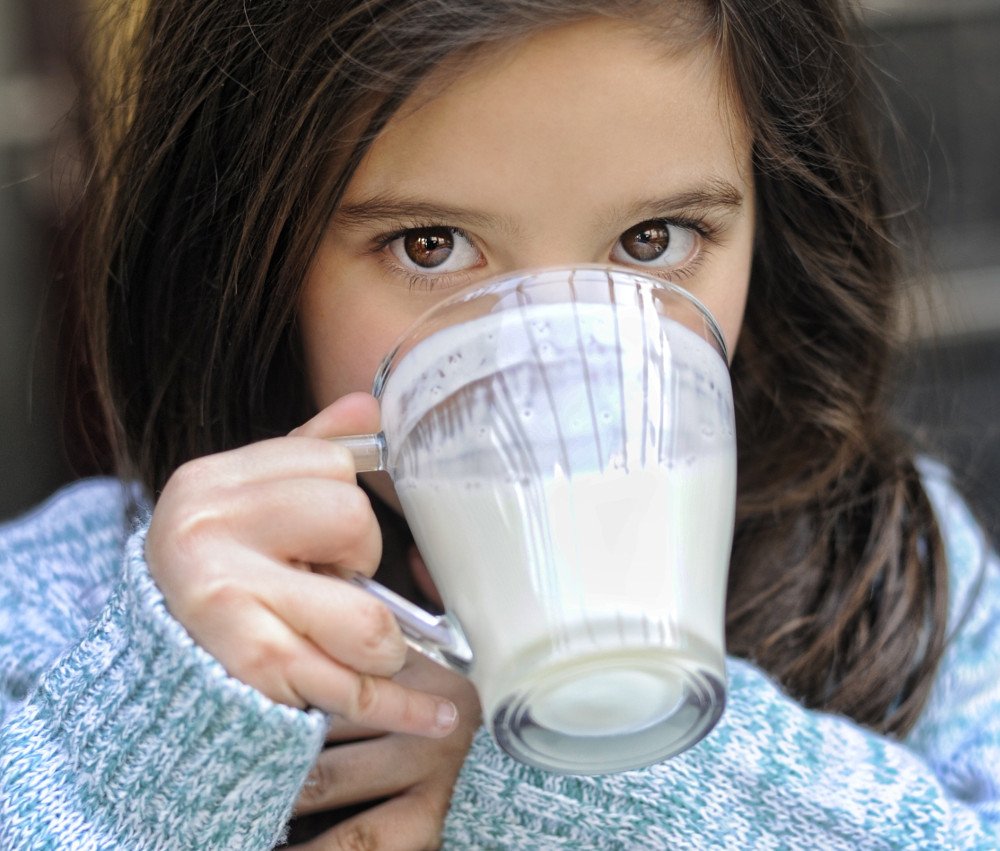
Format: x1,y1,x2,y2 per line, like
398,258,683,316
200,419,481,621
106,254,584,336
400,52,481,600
608,178,745,228
335,195,518,234
335,178,745,233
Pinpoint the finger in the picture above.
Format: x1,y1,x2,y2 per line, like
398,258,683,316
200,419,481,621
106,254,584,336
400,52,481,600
319,645,483,741
291,790,449,851
169,435,362,491
288,642,458,738
261,566,407,676
291,392,381,439
205,598,455,733
232,478,382,571
164,542,402,683
295,736,427,814
325,717,386,743
298,698,475,814
392,651,482,723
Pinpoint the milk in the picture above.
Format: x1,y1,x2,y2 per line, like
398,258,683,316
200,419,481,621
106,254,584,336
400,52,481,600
383,298,736,740
397,457,735,723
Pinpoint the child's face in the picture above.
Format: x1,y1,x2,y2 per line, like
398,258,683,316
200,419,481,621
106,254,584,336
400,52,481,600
300,18,754,504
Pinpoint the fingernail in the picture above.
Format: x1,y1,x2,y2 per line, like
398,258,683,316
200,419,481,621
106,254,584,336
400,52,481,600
436,700,458,732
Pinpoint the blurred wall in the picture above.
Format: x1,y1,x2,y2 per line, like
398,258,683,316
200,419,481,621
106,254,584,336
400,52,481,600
1,0,78,520
866,1,1000,541
1,1,998,536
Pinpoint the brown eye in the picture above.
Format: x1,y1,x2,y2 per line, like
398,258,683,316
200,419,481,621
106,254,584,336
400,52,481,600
388,226,482,276
402,228,455,268
618,220,671,262
611,219,697,270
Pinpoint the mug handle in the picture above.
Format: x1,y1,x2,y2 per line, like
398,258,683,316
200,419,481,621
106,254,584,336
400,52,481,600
328,433,475,676
348,573,474,675
329,432,389,473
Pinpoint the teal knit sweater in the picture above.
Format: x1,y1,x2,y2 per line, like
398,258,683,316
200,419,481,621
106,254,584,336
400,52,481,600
1,463,998,849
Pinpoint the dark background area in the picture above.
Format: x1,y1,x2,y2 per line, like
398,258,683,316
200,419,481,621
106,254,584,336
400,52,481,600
1,1,998,545
866,1,1000,544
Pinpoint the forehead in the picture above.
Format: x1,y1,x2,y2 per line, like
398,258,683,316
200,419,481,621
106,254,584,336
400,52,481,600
345,18,751,209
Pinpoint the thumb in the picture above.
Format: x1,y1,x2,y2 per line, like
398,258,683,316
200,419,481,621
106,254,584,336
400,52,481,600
290,392,381,439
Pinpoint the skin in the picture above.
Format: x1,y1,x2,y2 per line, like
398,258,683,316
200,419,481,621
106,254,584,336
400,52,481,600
147,18,754,851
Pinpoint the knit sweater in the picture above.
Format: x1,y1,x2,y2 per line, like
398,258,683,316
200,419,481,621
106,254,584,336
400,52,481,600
0,463,997,849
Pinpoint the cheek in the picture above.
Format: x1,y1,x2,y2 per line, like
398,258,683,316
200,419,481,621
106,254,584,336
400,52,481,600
299,273,385,408
708,210,755,358
690,257,752,363
302,326,379,407
714,270,751,359
299,270,423,409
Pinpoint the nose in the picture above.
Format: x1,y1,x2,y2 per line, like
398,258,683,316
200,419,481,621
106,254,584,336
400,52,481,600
490,239,610,275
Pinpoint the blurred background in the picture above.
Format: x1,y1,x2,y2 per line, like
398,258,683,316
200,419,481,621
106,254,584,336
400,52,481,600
1,0,998,544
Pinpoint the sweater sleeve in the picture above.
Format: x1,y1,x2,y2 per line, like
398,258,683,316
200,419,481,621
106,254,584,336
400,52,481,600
0,481,328,850
443,467,1000,850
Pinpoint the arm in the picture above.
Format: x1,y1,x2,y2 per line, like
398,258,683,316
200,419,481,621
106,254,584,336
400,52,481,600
0,488,327,850
444,468,1000,849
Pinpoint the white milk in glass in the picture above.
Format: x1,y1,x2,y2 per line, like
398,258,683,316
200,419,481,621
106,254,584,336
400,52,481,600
383,298,736,759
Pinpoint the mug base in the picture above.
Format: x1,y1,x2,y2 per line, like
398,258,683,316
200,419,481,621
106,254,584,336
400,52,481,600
490,642,725,775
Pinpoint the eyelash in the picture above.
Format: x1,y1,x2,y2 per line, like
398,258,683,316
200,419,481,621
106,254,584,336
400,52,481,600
368,216,720,290
651,217,717,282
369,224,482,292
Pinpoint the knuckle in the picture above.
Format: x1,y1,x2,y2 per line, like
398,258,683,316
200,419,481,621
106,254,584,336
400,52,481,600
356,599,401,654
230,634,294,684
299,754,337,808
404,790,449,849
418,819,445,850
394,692,422,732
326,443,359,480
151,467,229,559
158,558,241,628
169,455,220,494
186,571,245,616
336,822,379,851
161,493,233,555
426,788,452,824
413,784,450,822
349,674,380,722
170,503,227,553
336,486,375,536
329,487,382,573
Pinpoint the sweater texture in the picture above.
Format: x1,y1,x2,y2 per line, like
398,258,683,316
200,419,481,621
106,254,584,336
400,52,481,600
1,463,998,849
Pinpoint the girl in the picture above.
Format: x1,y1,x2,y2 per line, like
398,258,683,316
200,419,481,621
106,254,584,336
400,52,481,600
2,1,998,848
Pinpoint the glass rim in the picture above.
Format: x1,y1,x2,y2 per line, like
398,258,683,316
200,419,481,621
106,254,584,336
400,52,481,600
370,264,729,399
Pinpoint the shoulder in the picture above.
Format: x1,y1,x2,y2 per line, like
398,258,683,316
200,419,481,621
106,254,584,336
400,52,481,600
916,457,996,631
2,477,135,539
0,478,143,643
905,460,1000,779
0,478,140,568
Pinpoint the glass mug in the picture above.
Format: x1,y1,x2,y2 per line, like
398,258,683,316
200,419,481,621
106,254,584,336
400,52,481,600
333,266,736,775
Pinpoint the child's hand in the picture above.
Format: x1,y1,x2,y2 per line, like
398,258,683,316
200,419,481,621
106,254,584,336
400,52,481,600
145,393,459,738
290,652,481,850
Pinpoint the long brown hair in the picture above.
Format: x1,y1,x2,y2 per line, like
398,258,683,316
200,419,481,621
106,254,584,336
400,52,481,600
74,0,946,736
